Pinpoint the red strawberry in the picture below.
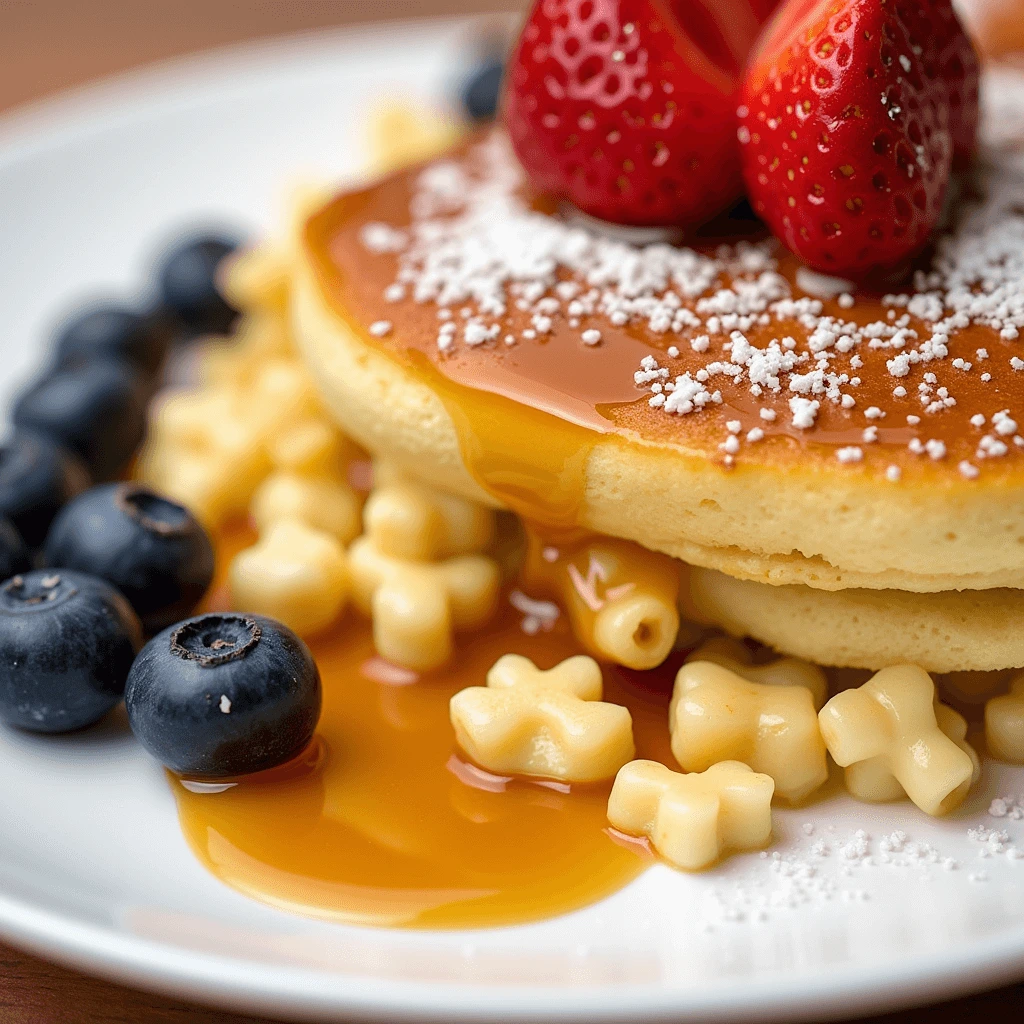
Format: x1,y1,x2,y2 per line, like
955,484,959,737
738,0,975,276
504,0,781,227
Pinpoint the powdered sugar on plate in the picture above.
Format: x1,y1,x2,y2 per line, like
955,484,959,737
689,786,1024,931
988,794,1024,819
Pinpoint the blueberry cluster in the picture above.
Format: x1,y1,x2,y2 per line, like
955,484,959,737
0,234,321,779
13,234,238,483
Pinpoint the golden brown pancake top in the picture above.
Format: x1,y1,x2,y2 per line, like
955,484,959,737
305,124,1024,480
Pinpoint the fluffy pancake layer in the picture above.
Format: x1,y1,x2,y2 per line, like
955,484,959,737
295,281,1024,670
294,264,1024,593
685,567,1024,673
289,72,1024,670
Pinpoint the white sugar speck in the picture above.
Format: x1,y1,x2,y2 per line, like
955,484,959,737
789,397,820,429
360,222,408,253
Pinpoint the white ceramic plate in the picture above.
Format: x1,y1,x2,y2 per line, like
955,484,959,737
2,17,1024,1023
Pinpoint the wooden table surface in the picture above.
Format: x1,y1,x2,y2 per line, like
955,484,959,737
1,1,1023,1020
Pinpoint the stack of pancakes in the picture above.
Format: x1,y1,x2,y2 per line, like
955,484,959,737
290,71,1024,675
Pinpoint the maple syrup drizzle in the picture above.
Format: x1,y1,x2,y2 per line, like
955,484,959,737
173,524,678,928
307,140,1024,482
409,353,597,532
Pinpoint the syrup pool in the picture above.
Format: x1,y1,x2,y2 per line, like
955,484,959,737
172,525,677,928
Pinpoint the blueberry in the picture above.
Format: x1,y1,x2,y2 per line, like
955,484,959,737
461,56,504,121
44,483,215,635
0,520,30,581
53,303,172,377
125,613,321,778
0,570,141,733
0,431,89,549
157,234,240,335
13,360,147,481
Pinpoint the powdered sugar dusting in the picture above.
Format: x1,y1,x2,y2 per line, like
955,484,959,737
989,794,1024,820
357,75,1024,474
696,805,1024,929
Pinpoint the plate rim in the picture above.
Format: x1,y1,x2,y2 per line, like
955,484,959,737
1,19,1024,1021
3,885,1024,1023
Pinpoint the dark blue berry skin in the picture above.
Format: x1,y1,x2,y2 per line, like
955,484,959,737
461,57,504,121
0,570,142,733
157,234,240,336
13,360,146,481
125,613,321,778
53,304,171,378
0,432,89,550
44,483,214,635
0,520,30,581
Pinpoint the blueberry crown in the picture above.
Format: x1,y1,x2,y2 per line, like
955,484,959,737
117,483,191,536
170,614,261,667
1,573,77,611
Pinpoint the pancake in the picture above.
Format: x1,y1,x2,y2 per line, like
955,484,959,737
685,566,1024,673
294,263,1024,594
293,70,1024,596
